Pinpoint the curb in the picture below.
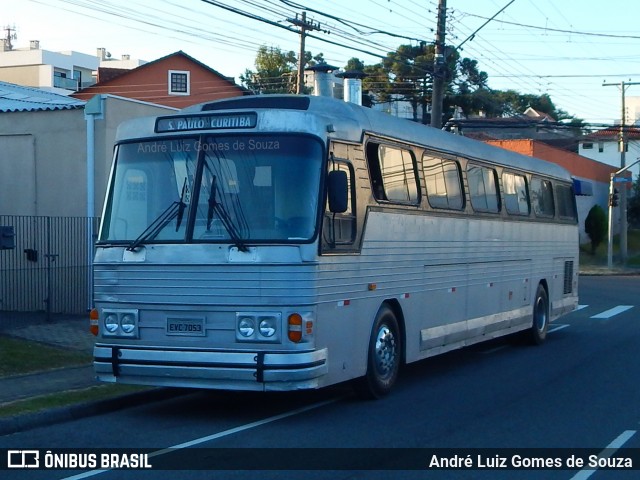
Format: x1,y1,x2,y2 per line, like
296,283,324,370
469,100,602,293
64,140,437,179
0,387,190,436
579,269,640,276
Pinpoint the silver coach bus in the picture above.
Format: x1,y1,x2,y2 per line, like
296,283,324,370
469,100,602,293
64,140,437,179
91,95,579,398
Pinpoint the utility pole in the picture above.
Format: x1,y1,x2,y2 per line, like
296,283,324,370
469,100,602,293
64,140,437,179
287,12,321,94
603,80,640,263
607,159,640,269
430,0,447,128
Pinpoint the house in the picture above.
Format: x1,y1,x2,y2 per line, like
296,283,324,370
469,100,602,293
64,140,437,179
485,139,620,244
0,41,98,95
578,126,640,180
0,81,177,314
72,51,249,109
0,81,176,217
0,40,144,95
450,116,579,151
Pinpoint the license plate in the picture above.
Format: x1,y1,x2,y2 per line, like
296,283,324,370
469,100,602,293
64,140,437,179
166,317,205,336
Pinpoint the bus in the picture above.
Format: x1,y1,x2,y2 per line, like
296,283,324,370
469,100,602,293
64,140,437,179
91,94,579,398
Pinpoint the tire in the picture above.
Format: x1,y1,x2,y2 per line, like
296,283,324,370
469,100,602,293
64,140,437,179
529,284,549,345
354,305,402,399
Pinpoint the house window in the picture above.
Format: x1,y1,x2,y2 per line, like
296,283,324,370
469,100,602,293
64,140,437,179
168,70,190,95
582,142,593,149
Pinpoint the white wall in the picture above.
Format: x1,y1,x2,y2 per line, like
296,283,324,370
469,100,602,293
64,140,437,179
579,139,640,180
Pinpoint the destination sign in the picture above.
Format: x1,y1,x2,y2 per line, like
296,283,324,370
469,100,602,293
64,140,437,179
156,113,257,133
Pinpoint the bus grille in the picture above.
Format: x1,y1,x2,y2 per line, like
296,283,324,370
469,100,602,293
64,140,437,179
563,261,574,294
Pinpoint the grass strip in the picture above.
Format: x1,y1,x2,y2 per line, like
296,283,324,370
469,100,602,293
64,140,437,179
0,336,91,377
0,384,148,418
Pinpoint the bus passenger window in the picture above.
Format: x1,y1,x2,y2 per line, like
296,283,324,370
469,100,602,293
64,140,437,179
531,178,555,217
467,165,500,213
503,172,530,215
423,154,463,210
556,184,577,221
366,142,419,204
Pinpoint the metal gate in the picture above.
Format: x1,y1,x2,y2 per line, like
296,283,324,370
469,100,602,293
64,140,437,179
0,215,99,317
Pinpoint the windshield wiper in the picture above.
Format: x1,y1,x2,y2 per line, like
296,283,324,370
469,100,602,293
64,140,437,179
126,178,188,252
207,175,249,252
175,177,188,231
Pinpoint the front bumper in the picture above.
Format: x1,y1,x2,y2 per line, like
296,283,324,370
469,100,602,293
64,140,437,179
93,344,328,391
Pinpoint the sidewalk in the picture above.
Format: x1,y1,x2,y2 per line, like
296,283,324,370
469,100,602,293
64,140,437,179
0,312,184,435
579,264,640,276
0,313,99,431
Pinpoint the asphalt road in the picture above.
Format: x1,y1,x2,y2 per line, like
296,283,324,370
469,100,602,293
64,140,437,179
1,275,639,480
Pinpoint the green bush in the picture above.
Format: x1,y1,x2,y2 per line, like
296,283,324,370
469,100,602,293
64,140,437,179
585,204,607,254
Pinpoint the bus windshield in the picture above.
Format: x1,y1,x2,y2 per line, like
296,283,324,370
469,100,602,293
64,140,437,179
99,135,324,246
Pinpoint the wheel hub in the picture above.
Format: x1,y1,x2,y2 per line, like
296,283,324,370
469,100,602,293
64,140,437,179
374,326,397,376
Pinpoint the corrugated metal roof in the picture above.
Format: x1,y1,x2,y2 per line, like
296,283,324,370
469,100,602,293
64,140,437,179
0,81,85,112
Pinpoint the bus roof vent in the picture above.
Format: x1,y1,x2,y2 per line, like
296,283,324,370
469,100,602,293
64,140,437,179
201,96,311,112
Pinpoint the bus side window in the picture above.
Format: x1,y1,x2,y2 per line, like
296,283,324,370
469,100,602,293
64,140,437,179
323,161,356,246
467,164,500,213
531,177,555,217
423,154,464,210
366,142,419,204
503,172,530,215
556,183,578,221
366,142,386,201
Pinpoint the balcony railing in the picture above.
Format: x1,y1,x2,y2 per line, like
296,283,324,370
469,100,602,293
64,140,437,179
53,76,79,91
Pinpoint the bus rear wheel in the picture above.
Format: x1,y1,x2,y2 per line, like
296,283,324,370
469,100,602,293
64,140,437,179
354,305,401,399
528,284,549,345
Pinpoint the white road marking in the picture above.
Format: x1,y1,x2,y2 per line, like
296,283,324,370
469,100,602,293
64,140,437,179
548,324,569,333
569,430,637,480
590,305,634,319
60,396,342,479
575,305,588,311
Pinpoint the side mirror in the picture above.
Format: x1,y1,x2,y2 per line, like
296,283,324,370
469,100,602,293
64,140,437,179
327,170,348,213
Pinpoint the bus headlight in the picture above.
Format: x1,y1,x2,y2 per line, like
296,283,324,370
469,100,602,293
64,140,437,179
120,314,136,334
101,309,139,338
259,317,277,337
238,317,255,338
236,313,280,343
104,314,119,334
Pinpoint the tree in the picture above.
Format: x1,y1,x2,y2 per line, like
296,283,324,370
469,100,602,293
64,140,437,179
585,204,607,254
240,46,297,94
356,43,487,123
628,175,640,229
241,45,323,94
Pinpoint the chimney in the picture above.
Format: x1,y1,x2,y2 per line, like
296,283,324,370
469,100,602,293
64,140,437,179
305,63,338,98
29,40,40,50
121,54,130,60
336,70,367,106
97,47,106,61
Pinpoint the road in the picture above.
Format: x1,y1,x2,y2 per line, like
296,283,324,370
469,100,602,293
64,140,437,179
1,275,639,479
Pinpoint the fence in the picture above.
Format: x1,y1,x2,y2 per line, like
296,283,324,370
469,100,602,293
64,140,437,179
0,216,99,317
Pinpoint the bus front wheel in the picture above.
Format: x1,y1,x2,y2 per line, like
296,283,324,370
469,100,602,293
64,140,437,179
354,305,401,399
528,284,549,345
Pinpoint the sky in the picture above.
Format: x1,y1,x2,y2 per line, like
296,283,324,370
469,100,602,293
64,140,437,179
3,0,640,126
